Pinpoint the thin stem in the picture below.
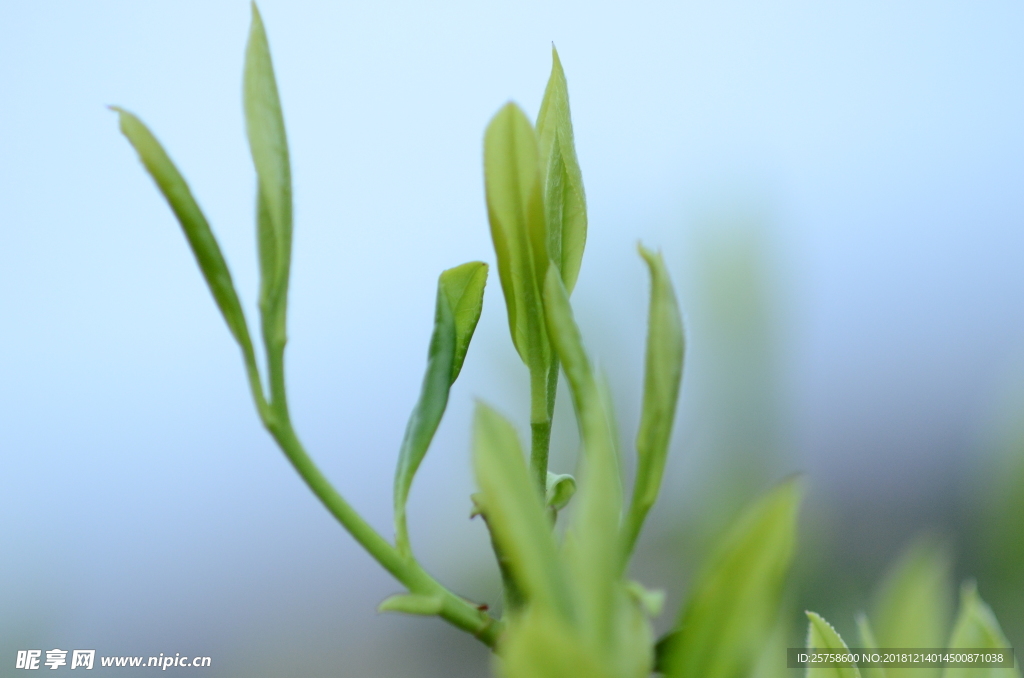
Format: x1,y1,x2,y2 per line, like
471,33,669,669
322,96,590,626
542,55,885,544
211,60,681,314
528,359,560,494
256,353,502,647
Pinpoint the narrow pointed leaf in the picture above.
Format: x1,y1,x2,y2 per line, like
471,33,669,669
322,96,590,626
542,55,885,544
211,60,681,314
472,402,568,616
392,262,487,554
622,244,684,556
484,103,549,368
806,612,862,678
536,46,587,293
378,593,445,616
542,265,622,644
873,536,953,678
856,613,888,678
661,478,803,678
245,2,292,352
943,582,1020,678
114,108,262,391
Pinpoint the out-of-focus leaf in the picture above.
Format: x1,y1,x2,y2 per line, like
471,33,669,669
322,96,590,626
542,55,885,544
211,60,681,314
440,261,488,381
484,102,549,369
806,612,862,678
536,46,587,294
856,612,888,678
543,266,622,644
872,536,953,678
625,581,665,617
943,582,1020,678
392,262,488,555
622,244,684,556
472,402,569,615
114,108,262,396
661,478,803,678
498,606,605,678
244,2,292,354
378,593,444,616
545,472,577,512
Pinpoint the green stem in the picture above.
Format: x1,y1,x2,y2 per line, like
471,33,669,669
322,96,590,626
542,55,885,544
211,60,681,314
254,348,502,647
528,359,560,494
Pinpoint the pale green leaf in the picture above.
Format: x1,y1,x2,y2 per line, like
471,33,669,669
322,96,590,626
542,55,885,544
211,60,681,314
472,402,569,616
378,593,445,616
856,612,888,678
625,580,665,617
484,103,549,369
498,606,607,678
439,261,488,382
661,478,803,678
536,46,587,294
113,108,262,397
542,265,622,644
622,244,684,556
872,536,953,678
545,472,577,511
806,612,862,678
943,582,1020,678
244,2,292,353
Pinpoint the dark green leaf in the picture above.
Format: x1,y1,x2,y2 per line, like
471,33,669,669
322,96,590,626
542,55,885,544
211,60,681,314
661,478,803,678
392,283,456,555
622,244,684,556
536,46,587,294
392,263,487,555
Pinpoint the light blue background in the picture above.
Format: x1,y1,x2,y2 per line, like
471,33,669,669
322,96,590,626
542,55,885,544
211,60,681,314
2,1,1023,675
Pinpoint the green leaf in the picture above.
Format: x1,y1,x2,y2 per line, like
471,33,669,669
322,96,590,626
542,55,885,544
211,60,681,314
661,478,803,678
472,402,569,616
113,108,263,401
484,102,549,370
498,606,606,678
856,613,888,678
392,263,487,555
805,612,862,678
943,582,1020,678
392,282,456,554
542,265,626,650
536,46,587,294
625,580,665,617
440,261,488,382
244,2,292,355
545,472,577,512
622,244,685,556
378,593,445,616
872,536,953,678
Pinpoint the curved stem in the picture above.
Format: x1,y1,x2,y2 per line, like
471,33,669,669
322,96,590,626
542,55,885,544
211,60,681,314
257,362,502,646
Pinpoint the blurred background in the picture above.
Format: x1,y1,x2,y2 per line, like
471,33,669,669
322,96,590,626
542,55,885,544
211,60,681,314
2,1,1023,675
